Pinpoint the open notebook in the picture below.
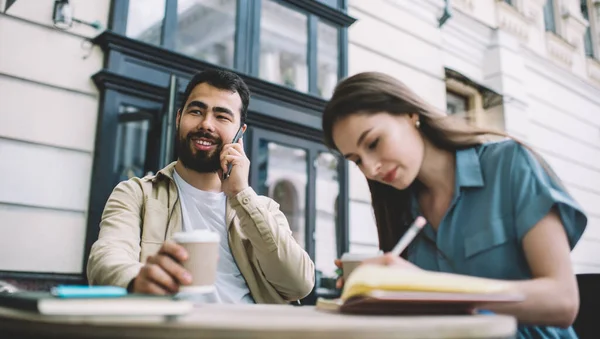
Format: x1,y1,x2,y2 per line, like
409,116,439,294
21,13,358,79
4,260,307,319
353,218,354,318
0,291,193,316
317,265,524,315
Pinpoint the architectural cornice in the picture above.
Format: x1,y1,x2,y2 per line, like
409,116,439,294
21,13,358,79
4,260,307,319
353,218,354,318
497,1,531,43
545,31,577,68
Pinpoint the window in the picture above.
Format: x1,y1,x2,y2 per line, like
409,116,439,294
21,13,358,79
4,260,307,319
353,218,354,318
581,0,595,58
125,0,166,46
258,0,341,97
317,20,339,98
259,0,309,91
446,91,469,117
318,0,340,8
175,0,237,68
117,0,348,98
543,0,556,33
114,106,155,182
445,70,506,133
249,128,346,300
315,152,339,280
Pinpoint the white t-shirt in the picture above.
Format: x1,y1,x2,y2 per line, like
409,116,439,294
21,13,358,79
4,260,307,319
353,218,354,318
173,170,254,304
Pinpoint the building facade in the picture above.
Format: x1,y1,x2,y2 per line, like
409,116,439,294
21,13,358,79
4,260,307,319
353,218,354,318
0,0,353,300
0,0,599,296
346,0,600,274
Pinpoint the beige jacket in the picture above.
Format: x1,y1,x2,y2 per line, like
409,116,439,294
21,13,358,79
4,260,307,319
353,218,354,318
87,162,315,303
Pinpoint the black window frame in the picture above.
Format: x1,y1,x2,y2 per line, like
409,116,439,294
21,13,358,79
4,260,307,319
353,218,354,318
0,0,353,289
110,0,351,98
69,0,355,291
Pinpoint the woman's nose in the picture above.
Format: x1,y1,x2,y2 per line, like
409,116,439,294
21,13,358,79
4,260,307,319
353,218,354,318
363,158,382,178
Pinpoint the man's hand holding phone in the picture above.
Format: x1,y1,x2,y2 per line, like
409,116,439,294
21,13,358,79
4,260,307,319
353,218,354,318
220,131,250,197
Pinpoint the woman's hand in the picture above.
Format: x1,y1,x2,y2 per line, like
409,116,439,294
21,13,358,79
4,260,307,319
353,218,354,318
334,259,344,289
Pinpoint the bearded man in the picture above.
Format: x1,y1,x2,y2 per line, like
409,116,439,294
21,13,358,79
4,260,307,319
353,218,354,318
87,69,315,304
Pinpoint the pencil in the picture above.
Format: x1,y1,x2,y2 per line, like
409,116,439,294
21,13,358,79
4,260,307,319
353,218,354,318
389,216,427,257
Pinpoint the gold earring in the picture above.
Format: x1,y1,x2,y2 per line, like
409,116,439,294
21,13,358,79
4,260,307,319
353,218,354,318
416,120,421,128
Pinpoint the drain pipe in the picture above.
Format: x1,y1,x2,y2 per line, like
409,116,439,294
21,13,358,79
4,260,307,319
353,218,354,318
438,0,453,27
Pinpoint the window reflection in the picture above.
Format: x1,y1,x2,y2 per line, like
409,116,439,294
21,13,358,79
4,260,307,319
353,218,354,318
114,106,153,183
257,141,307,248
581,0,594,58
318,0,339,8
259,0,308,92
446,91,469,115
349,200,379,253
315,152,339,279
317,21,338,98
125,0,165,46
175,0,237,68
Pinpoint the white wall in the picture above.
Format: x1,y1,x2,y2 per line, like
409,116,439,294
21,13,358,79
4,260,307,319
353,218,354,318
524,51,600,272
0,0,110,273
346,0,447,254
347,0,600,273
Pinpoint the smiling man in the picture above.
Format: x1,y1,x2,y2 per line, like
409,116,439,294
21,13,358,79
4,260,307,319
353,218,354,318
87,69,315,304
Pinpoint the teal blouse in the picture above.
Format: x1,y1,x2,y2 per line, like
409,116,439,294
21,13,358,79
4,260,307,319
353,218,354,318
406,140,587,339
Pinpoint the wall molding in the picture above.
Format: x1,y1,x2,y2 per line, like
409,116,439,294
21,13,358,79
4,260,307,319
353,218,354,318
524,48,600,106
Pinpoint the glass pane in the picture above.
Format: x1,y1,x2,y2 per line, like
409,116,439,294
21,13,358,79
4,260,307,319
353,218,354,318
259,0,308,92
114,106,152,182
318,0,339,8
315,152,339,280
581,0,594,57
126,0,166,46
176,0,237,68
256,140,307,248
348,200,379,253
543,0,556,33
446,91,468,115
317,21,339,99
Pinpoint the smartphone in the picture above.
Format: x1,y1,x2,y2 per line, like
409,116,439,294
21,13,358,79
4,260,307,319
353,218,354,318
223,126,245,180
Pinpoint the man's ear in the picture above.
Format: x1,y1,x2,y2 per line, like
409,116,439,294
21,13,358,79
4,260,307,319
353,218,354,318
241,123,247,134
176,109,182,127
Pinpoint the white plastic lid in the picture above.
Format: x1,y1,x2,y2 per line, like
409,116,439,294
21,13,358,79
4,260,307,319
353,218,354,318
172,230,220,243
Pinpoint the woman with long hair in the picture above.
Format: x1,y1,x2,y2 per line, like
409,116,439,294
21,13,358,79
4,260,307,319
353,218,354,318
323,72,587,338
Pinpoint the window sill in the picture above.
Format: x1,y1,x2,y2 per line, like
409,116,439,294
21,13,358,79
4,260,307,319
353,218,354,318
545,31,576,68
453,0,474,14
586,57,600,86
561,8,589,47
496,0,530,43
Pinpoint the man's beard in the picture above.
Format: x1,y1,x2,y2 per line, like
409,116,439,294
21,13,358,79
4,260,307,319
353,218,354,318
176,128,223,173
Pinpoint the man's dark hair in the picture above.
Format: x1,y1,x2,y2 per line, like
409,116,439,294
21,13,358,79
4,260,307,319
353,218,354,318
179,69,250,124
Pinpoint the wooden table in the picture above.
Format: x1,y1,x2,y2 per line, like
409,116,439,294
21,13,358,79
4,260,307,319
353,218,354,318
0,304,517,339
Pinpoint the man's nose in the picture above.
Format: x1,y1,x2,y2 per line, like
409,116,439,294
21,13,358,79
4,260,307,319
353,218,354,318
198,114,215,131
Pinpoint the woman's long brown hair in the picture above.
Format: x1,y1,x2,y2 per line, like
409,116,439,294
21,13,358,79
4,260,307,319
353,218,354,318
322,72,561,254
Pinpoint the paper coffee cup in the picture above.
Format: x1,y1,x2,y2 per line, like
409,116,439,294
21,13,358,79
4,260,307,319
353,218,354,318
340,252,381,282
172,230,220,294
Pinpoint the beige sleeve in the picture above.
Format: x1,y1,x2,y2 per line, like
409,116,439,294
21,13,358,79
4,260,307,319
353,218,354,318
86,180,144,288
230,187,316,301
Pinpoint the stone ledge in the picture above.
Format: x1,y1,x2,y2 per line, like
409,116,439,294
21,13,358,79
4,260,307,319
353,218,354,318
587,57,600,86
497,0,530,43
545,31,577,68
453,0,474,14
560,6,589,47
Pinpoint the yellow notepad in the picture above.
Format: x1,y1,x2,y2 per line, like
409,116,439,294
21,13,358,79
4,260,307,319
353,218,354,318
341,265,512,301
